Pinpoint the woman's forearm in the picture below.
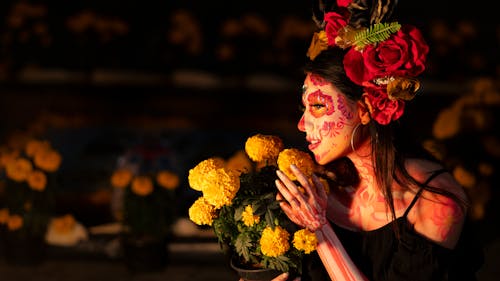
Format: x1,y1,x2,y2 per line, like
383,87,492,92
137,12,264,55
315,223,368,281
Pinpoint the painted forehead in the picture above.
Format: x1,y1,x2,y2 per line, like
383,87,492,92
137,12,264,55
303,73,335,97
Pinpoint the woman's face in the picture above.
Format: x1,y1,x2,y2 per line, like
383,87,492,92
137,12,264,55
298,73,360,164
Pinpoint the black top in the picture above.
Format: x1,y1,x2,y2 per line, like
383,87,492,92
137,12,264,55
301,170,484,281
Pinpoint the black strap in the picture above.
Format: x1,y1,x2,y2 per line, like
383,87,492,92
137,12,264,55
403,168,448,218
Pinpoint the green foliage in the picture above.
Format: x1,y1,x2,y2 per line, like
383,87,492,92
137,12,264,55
211,165,304,274
353,22,401,49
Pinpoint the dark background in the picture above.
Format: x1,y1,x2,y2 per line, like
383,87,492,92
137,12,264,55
0,1,498,280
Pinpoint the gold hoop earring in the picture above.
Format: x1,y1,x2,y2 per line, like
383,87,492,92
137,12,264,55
350,124,369,157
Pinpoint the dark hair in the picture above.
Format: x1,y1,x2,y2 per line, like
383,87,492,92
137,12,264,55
303,48,468,222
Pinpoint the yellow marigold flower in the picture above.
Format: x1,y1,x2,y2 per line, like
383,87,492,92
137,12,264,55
156,170,180,190
25,139,50,158
188,157,225,191
27,169,47,191
110,168,133,189
188,197,217,226
7,214,23,231
201,168,240,208
0,208,9,224
260,225,290,257
5,157,33,182
453,165,476,189
242,205,260,227
277,148,315,181
245,134,284,163
226,150,253,175
52,214,76,234
293,228,318,254
131,175,154,196
33,149,62,172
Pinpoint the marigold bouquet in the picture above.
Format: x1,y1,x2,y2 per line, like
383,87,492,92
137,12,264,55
0,136,62,238
188,134,322,275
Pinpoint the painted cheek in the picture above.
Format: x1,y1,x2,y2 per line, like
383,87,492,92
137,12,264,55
337,95,355,120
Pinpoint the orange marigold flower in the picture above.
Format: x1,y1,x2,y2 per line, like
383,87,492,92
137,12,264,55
7,214,23,231
33,149,62,172
0,208,9,224
25,139,50,158
27,169,47,191
52,214,76,234
110,168,133,188
131,175,154,196
156,170,180,190
6,157,33,182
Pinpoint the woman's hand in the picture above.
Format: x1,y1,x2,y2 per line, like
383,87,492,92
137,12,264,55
275,164,328,231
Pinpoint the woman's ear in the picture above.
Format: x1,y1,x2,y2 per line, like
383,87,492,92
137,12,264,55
357,97,372,125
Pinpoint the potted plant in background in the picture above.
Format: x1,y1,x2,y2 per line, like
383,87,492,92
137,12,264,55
0,135,62,265
188,134,324,281
110,166,180,272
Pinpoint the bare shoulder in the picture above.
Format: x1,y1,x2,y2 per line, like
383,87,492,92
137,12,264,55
404,158,468,249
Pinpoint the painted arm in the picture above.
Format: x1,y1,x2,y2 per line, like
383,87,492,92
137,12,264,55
275,165,368,281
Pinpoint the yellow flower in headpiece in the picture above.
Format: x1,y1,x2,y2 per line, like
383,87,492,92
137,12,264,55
306,30,329,60
293,228,318,254
201,167,240,208
277,148,315,181
260,225,290,257
241,205,260,227
245,134,284,163
188,157,225,191
387,77,420,101
188,197,217,226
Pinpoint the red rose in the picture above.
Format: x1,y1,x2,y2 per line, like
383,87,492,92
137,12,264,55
337,0,352,8
344,24,429,85
363,85,405,125
324,11,349,47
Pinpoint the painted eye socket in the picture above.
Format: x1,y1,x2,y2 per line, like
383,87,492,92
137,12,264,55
309,103,327,118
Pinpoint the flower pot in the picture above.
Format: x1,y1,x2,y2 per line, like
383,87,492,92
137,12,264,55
121,234,168,273
2,231,46,266
230,256,284,281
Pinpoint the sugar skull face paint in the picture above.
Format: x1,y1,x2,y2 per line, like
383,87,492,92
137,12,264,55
298,73,360,164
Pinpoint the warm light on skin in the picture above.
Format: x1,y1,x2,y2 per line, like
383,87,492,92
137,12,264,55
298,73,359,165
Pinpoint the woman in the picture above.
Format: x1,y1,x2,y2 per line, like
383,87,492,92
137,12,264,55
272,1,483,280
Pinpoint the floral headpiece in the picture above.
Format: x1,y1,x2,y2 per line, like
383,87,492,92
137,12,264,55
307,0,429,125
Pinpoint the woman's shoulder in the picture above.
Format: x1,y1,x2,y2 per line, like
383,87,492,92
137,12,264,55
404,158,469,249
405,158,467,200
